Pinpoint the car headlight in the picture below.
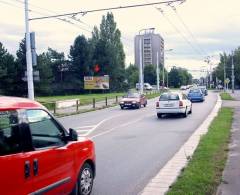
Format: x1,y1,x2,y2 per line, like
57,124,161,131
132,101,137,104
120,101,124,104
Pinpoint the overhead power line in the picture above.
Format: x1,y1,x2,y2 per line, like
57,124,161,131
29,0,184,21
3,0,92,33
156,7,204,57
170,5,207,56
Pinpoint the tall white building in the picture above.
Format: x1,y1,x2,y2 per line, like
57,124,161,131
134,29,164,68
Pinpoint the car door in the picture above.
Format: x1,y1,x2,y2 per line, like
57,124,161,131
0,110,33,195
25,109,75,195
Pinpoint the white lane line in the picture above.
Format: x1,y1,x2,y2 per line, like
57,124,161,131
74,113,126,137
141,94,222,195
90,113,155,139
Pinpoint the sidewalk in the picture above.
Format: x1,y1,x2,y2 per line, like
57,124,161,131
217,90,240,195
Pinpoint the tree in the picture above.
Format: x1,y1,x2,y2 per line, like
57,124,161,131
0,42,16,95
92,12,126,91
34,52,53,95
125,64,139,88
168,66,192,88
144,64,156,85
15,38,28,96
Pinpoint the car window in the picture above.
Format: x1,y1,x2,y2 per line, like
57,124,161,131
0,111,22,156
26,110,65,149
159,94,179,101
126,93,140,98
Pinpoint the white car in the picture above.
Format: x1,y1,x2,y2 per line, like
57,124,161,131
136,83,153,90
156,92,192,118
180,85,187,90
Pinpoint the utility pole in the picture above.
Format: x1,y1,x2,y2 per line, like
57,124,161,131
162,58,165,87
139,37,144,94
223,56,226,92
156,52,160,91
232,51,235,93
25,0,34,100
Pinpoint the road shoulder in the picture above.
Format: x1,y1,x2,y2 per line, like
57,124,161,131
141,94,222,195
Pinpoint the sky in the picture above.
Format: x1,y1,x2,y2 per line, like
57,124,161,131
1,0,240,78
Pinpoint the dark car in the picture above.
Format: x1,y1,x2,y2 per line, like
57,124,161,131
198,86,208,96
187,88,205,102
119,92,147,109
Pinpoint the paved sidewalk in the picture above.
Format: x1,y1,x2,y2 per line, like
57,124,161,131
217,90,240,195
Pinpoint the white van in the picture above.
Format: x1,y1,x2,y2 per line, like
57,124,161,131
136,83,153,91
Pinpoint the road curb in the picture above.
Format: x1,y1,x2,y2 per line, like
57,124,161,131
141,94,222,195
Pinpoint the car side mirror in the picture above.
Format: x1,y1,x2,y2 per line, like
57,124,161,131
69,128,78,141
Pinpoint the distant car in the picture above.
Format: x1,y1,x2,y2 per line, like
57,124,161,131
188,88,205,102
119,92,147,109
156,92,192,118
180,85,187,90
136,83,153,91
198,86,208,96
0,96,95,195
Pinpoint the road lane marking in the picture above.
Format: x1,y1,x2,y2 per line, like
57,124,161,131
90,113,155,139
141,94,222,195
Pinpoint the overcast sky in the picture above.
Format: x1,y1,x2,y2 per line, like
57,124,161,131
1,0,240,78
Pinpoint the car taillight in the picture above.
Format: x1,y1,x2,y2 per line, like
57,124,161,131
156,102,160,107
179,101,183,107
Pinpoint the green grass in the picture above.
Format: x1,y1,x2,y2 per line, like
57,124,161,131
220,92,234,100
167,108,233,195
37,93,124,109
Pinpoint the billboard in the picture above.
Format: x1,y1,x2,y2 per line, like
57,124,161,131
84,75,109,90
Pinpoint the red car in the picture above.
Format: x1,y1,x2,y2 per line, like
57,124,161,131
0,96,95,195
119,92,147,109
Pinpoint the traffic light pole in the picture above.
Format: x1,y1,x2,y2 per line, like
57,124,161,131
224,56,226,92
232,51,235,94
25,0,34,100
156,52,160,91
139,38,144,94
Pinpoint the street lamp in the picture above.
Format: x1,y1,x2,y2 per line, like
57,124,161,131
24,0,34,100
138,28,155,94
162,49,173,88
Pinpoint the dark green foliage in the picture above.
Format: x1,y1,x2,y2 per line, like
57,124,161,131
213,48,240,88
144,64,156,85
168,66,193,88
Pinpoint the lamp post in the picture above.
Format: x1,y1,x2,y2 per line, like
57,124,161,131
25,0,34,99
162,49,173,88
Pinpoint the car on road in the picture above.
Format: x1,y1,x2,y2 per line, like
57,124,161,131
180,85,187,90
119,92,147,109
198,85,208,96
187,88,205,102
0,96,95,195
156,92,192,118
136,83,153,91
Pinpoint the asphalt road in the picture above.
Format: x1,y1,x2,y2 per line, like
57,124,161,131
59,91,218,195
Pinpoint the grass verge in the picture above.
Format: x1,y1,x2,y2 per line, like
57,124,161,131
167,107,233,195
220,92,234,100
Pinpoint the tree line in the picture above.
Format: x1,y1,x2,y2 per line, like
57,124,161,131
212,47,240,88
0,12,127,97
0,11,194,97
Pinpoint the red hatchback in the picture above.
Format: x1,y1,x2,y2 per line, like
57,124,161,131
0,96,95,195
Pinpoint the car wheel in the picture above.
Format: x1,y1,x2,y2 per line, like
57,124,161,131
183,108,188,118
157,113,162,118
120,106,124,110
144,103,146,107
189,105,192,114
73,163,94,195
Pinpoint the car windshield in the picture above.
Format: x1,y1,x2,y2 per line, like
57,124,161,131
189,89,201,93
159,94,179,101
126,93,140,98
